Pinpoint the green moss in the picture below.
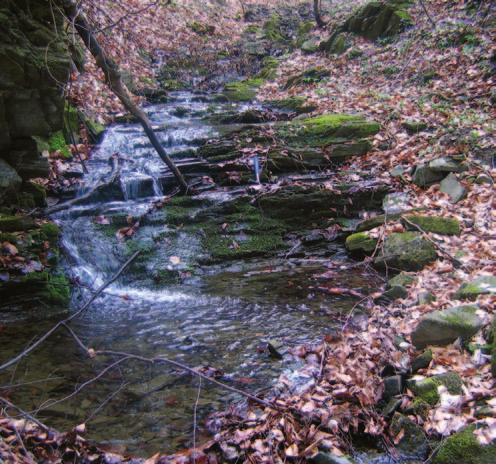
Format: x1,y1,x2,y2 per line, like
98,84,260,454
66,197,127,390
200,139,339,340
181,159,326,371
269,97,316,114
245,24,260,34
285,67,330,88
263,14,286,43
403,215,461,236
223,79,263,101
21,271,70,305
345,232,377,254
256,57,279,80
411,398,430,419
454,276,496,300
301,114,381,141
433,425,496,464
409,372,463,406
388,272,415,288
0,232,17,243
49,131,71,159
40,222,60,242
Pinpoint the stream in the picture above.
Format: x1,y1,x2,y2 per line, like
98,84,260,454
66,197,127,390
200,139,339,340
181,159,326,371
0,93,382,457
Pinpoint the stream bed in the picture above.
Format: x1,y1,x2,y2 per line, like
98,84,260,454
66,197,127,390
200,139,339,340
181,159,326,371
0,93,382,456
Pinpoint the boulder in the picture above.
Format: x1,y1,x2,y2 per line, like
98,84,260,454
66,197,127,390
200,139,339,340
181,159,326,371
388,272,415,288
319,32,351,55
432,425,496,464
412,163,445,187
402,215,461,235
269,97,317,114
440,173,467,203
454,276,496,300
416,291,436,305
301,38,319,54
411,304,484,349
0,158,22,201
375,232,437,271
411,349,433,373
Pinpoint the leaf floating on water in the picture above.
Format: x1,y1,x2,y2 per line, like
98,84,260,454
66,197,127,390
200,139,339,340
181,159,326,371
169,255,181,265
94,215,110,225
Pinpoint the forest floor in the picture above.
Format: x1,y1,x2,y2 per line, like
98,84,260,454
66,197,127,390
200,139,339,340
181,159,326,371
1,0,495,463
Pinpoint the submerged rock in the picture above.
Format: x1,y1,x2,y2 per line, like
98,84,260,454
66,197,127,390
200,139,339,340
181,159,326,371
375,232,437,271
411,304,484,349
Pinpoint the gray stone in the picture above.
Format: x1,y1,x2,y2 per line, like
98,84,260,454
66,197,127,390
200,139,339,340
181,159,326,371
440,173,467,203
311,452,355,464
388,272,415,288
301,39,319,54
429,157,464,173
377,285,408,302
0,158,22,200
390,165,406,177
454,276,496,301
402,120,428,134
382,192,410,214
411,304,484,349
412,163,445,187
382,397,402,417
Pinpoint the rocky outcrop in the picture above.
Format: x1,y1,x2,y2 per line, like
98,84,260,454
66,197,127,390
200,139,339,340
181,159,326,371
0,0,71,199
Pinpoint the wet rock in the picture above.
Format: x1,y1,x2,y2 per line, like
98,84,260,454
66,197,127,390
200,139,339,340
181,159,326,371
429,156,465,173
382,397,402,417
412,163,445,187
343,1,413,40
345,232,377,254
402,120,428,134
432,425,496,464
411,349,433,373
389,413,429,460
411,304,484,349
475,173,493,185
375,232,437,271
0,214,36,232
402,215,461,236
382,375,403,401
223,78,263,101
454,276,496,300
440,173,467,203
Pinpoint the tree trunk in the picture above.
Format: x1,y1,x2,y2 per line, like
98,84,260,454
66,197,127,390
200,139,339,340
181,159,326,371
313,0,325,28
59,0,189,193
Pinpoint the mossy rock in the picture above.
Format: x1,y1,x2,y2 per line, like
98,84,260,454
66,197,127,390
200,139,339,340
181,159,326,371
223,78,263,102
343,1,413,40
319,32,351,55
412,164,446,187
256,57,279,80
388,272,415,288
411,349,433,373
411,304,484,349
269,96,317,114
301,38,320,54
284,67,330,89
389,413,429,460
402,120,428,133
433,425,496,464
407,372,463,406
375,232,437,271
402,215,461,236
262,13,288,43
23,181,47,207
454,276,496,301
0,214,36,232
345,232,377,254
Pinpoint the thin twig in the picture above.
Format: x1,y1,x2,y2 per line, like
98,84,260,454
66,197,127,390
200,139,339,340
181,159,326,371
0,397,49,431
193,376,202,459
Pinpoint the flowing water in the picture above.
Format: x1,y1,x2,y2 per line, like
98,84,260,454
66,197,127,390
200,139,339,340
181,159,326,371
0,93,381,456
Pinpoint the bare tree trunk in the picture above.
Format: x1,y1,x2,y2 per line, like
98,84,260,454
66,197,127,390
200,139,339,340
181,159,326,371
313,0,325,28
59,0,189,193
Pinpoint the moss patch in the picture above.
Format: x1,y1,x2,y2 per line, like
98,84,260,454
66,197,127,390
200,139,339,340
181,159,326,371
433,425,496,464
403,215,461,236
223,78,264,101
20,271,70,305
49,131,71,159
345,232,377,254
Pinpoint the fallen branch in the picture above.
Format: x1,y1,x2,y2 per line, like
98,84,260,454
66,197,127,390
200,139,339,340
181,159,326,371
0,251,141,373
0,397,49,431
59,0,189,193
46,154,120,214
